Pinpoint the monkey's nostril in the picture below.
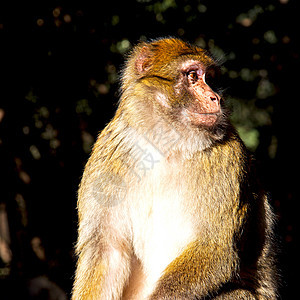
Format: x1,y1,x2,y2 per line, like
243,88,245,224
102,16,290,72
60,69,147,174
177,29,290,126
210,96,217,101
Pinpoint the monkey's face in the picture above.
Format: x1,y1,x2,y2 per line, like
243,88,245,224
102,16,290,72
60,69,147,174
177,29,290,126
124,38,228,138
173,59,223,128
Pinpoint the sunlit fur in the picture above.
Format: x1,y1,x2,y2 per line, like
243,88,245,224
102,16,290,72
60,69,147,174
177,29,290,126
72,38,278,300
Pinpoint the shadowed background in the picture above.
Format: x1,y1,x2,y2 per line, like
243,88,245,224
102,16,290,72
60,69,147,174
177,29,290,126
0,0,298,299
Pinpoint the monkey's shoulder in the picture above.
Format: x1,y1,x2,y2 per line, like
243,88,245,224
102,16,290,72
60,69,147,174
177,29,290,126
193,135,249,166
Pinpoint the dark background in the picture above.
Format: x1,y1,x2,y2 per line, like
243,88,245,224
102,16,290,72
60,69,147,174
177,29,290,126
0,0,298,299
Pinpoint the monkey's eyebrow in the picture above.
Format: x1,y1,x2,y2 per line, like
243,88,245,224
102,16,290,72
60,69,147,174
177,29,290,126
140,74,173,82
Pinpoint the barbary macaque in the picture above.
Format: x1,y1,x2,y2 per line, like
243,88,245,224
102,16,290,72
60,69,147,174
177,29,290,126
72,38,278,299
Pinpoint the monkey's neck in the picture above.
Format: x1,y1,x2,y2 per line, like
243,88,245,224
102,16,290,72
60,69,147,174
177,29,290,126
100,109,243,178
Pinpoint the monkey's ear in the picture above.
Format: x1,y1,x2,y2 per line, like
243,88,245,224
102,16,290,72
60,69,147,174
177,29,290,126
135,45,153,75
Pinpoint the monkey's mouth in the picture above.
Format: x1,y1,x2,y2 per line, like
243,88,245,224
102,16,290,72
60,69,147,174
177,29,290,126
183,109,221,127
198,112,220,115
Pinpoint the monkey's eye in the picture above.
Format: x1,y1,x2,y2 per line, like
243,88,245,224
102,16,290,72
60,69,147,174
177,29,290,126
187,71,198,83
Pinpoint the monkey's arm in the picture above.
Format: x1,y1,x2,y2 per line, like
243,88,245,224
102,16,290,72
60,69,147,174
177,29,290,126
149,196,277,300
72,238,132,300
149,239,243,299
72,199,133,300
72,159,133,299
72,244,105,299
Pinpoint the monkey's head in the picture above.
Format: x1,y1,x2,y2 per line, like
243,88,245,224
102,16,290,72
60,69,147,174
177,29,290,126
121,38,229,149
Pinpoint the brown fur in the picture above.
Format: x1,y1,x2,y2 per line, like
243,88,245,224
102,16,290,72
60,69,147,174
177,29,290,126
72,38,278,299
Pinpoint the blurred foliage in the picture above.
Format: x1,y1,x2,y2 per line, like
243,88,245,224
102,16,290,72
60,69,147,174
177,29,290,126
0,0,299,299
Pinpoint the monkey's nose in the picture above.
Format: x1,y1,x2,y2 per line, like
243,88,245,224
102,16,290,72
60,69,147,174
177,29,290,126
209,92,220,103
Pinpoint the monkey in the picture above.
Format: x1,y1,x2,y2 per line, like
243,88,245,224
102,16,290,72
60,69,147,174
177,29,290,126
72,38,278,299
